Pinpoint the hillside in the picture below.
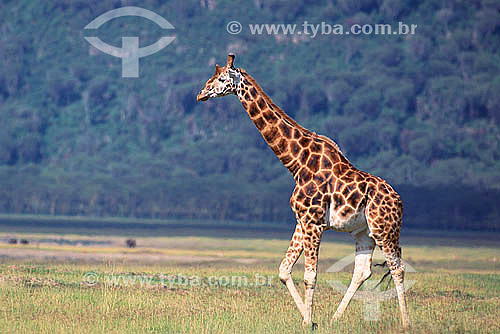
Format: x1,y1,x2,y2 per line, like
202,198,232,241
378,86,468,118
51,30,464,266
0,0,499,230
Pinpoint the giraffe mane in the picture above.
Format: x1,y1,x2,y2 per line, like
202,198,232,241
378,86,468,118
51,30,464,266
239,69,350,164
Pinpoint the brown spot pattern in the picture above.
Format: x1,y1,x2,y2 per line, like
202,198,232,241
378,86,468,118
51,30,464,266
226,71,406,318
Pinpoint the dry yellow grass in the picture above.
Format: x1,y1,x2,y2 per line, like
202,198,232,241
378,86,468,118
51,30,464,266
0,230,498,333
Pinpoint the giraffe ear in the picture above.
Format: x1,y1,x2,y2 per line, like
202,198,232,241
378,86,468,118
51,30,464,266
227,54,235,69
214,64,222,74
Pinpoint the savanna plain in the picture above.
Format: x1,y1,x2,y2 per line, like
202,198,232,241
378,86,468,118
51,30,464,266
0,216,498,334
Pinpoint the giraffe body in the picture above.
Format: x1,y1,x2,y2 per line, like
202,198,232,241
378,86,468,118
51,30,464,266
326,202,367,234
197,54,410,329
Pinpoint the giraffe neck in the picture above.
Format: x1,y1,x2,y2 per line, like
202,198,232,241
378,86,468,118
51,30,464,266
235,70,347,178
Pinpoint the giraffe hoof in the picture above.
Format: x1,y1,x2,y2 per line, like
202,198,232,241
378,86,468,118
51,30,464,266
302,321,318,331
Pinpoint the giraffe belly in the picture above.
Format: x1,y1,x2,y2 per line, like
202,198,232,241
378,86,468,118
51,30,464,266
326,204,367,235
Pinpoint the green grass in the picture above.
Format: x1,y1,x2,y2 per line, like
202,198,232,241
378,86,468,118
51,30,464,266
0,229,499,333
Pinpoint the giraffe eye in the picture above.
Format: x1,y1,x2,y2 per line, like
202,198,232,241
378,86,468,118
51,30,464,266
219,78,226,82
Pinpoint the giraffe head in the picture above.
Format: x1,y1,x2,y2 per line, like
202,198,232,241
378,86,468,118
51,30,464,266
196,54,241,102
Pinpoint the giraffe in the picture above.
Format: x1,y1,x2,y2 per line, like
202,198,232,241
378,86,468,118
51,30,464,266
196,54,410,329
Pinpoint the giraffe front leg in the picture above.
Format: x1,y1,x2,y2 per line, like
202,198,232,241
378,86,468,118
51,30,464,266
303,269,317,327
279,223,306,319
302,223,324,328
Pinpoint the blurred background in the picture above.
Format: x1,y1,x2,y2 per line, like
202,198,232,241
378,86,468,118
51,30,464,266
0,0,499,232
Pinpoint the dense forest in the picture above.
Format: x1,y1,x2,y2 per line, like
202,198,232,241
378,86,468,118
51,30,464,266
0,0,499,230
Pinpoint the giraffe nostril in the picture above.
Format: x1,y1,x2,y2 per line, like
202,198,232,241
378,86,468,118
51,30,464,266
197,91,209,102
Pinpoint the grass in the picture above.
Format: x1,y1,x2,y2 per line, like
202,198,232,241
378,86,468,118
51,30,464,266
0,226,499,333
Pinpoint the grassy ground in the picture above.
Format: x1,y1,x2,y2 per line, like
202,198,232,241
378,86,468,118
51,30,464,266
0,227,498,333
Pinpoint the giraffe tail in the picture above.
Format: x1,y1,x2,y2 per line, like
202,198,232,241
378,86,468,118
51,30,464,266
372,261,393,290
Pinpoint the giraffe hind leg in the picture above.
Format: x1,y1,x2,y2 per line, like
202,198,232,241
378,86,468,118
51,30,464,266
365,195,410,328
332,227,375,321
382,243,411,329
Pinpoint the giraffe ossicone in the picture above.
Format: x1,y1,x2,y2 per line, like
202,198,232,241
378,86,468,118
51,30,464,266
197,54,411,329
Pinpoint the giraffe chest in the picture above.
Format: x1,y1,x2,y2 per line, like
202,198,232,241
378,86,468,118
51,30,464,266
325,203,367,235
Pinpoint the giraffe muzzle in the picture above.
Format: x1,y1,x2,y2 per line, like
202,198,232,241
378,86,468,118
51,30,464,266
196,92,209,102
